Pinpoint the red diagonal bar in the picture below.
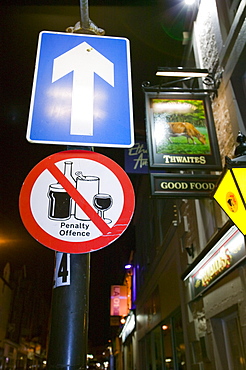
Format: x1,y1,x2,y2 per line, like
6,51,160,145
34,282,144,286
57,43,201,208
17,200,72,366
48,163,111,235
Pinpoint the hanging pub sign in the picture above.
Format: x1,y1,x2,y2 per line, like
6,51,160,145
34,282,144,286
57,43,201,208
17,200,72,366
151,173,219,198
145,92,222,170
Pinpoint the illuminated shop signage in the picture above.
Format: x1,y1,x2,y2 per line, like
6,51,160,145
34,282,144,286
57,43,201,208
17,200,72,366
185,226,245,298
110,285,128,316
151,173,219,197
145,92,222,170
120,310,136,343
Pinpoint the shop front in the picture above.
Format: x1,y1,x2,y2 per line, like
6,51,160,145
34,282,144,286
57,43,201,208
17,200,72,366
182,223,246,369
138,308,186,369
119,310,136,370
135,236,188,370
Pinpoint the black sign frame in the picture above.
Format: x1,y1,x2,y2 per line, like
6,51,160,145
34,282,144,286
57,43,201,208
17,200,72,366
145,91,222,170
151,173,220,198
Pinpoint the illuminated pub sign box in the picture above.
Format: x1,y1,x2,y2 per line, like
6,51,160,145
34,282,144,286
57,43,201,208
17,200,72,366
145,92,222,170
184,225,246,299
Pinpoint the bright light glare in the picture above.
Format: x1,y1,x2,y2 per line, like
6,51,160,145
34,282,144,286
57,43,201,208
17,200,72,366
152,102,195,114
0,237,21,245
185,0,196,5
120,317,126,324
156,70,208,77
154,118,167,147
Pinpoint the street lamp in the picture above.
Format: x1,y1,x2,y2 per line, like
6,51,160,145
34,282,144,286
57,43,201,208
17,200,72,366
213,132,246,235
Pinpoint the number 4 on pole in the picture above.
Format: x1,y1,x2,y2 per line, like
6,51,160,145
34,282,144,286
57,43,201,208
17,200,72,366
52,41,114,136
54,253,71,288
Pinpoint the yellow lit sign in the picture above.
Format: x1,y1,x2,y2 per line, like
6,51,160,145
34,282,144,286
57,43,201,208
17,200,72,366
213,167,246,235
183,225,245,298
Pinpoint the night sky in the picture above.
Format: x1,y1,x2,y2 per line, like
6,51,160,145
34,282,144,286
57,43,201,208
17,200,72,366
1,0,186,347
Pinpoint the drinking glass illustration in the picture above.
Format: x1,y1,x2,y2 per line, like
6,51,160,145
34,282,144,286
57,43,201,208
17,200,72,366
48,184,71,220
93,193,113,223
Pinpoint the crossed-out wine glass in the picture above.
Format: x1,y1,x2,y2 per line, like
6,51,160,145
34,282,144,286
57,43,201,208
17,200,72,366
93,193,113,224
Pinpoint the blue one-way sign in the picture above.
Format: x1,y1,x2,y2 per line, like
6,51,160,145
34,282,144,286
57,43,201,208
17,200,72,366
27,31,134,148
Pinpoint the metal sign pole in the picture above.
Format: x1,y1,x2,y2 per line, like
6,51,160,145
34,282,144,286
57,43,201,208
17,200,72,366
47,146,92,370
47,146,89,369
47,252,90,370
21,1,131,367
19,148,135,369
47,8,101,365
80,0,90,30
46,4,105,361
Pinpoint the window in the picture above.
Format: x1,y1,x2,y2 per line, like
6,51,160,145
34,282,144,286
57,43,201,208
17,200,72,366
161,310,187,369
139,310,186,369
231,45,246,130
216,0,241,41
162,321,174,369
195,199,218,251
211,308,246,369
223,312,246,369
225,0,241,22
153,326,163,370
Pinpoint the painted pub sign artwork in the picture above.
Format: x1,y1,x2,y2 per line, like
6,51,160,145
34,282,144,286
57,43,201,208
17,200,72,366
145,92,222,170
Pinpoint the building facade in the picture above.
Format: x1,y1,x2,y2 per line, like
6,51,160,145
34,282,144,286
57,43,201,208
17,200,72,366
180,1,246,369
118,0,246,369
0,263,50,369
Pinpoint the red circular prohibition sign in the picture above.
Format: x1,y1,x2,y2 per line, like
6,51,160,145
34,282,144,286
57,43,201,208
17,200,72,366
19,150,135,253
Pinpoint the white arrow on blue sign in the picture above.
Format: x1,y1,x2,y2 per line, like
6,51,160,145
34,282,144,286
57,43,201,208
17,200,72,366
26,31,134,148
